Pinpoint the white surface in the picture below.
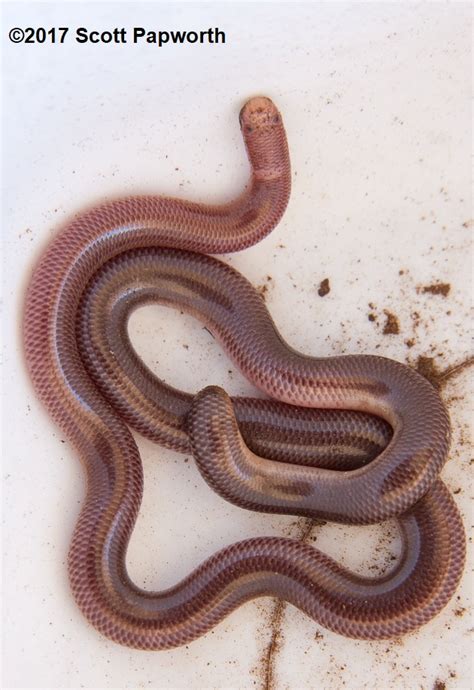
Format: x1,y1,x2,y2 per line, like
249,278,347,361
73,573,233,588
2,2,472,689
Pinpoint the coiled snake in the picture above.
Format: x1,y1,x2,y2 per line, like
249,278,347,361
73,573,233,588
23,97,465,649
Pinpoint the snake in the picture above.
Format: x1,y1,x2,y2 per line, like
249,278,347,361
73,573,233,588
23,96,465,649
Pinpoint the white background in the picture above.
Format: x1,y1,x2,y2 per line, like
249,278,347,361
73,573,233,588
2,2,472,689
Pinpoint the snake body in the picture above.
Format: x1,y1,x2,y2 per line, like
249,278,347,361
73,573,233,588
23,97,465,648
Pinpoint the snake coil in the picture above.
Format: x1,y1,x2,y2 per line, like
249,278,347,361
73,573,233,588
23,97,465,649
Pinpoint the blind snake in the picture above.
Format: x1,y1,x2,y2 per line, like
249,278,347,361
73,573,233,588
23,96,465,648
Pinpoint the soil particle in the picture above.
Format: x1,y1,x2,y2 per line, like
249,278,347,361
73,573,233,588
258,519,315,690
257,276,273,301
317,278,330,297
382,310,400,335
411,311,421,328
261,601,285,690
454,607,466,617
414,356,474,390
433,681,446,690
419,283,451,297
415,356,441,387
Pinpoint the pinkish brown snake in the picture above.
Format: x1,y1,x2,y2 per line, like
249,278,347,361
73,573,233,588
23,97,465,648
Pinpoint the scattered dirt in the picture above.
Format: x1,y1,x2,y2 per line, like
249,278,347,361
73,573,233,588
317,278,330,297
414,356,474,390
259,519,314,690
251,268,473,688
367,306,401,334
257,275,273,301
262,600,285,690
454,607,467,617
414,356,441,387
18,227,33,240
254,352,473,689
382,310,400,335
419,283,451,297
411,311,421,328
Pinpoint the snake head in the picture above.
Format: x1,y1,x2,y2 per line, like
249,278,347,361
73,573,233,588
239,97,289,183
239,97,281,134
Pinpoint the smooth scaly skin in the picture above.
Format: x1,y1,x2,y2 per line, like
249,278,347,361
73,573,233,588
77,247,393,470
23,97,465,649
78,247,450,523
